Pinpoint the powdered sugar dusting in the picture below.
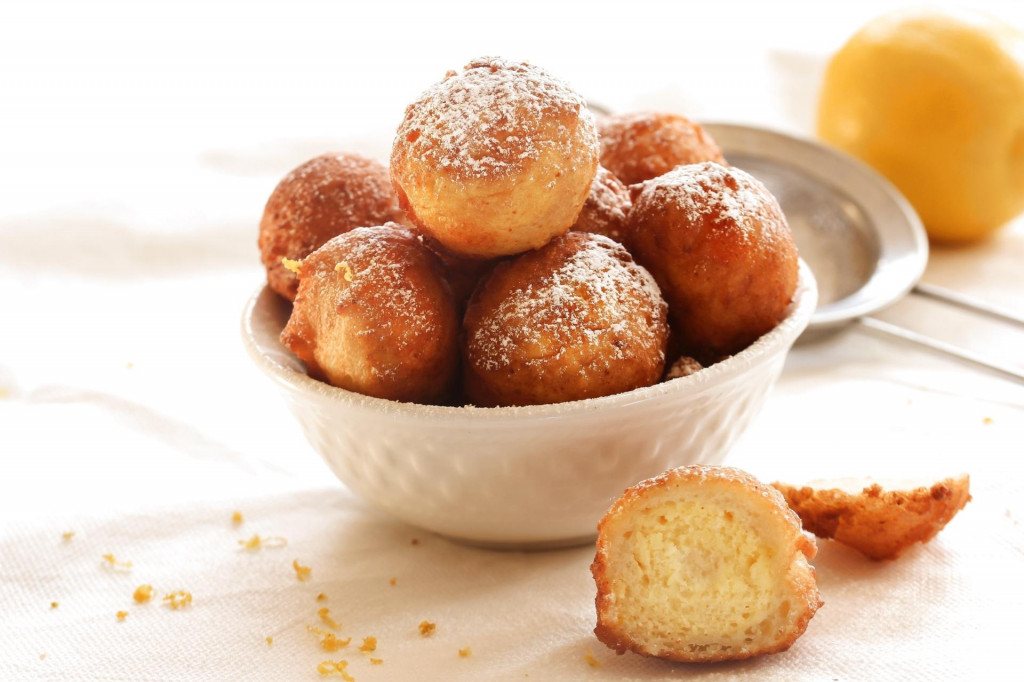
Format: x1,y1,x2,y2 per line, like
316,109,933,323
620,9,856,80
394,57,596,180
635,162,787,247
468,234,666,373
296,224,448,380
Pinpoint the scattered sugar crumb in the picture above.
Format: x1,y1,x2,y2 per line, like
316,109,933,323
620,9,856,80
316,659,354,680
39,654,46,660
231,510,244,525
319,607,341,630
238,534,286,551
584,649,601,667
281,257,302,274
316,593,328,602
370,658,383,665
359,636,377,653
293,559,312,581
0,388,8,399
418,621,436,637
50,601,58,609
101,554,132,571
133,584,153,603
116,611,128,621
389,577,396,586
266,636,273,645
983,416,994,425
163,590,192,610
61,531,75,542
459,647,472,658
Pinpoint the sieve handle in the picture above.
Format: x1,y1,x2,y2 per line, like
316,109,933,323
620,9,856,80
857,316,1024,385
912,283,1024,328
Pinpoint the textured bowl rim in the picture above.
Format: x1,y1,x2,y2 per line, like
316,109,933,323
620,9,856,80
242,259,817,423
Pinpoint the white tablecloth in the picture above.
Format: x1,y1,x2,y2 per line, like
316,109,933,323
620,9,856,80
2,1,1023,680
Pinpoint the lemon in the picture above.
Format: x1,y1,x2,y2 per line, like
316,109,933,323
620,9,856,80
817,8,1024,243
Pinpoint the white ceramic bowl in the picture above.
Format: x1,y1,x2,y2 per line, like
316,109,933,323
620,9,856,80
242,261,817,549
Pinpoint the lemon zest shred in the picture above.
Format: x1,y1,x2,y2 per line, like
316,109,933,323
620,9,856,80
293,559,312,581
133,584,153,603
316,660,354,680
101,554,132,571
162,590,192,610
318,607,341,630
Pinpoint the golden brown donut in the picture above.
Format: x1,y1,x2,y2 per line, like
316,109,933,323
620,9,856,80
391,57,599,258
627,162,799,360
598,112,725,185
570,166,632,243
259,152,404,301
422,240,498,307
280,223,459,404
592,465,822,663
463,232,668,407
772,475,971,561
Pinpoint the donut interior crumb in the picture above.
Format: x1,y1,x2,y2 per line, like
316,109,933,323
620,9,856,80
133,584,153,603
61,531,75,542
281,257,302,274
316,592,328,602
389,577,396,586
418,620,436,637
583,650,601,667
231,510,244,524
458,647,472,658
358,636,377,652
50,601,58,609
266,636,273,645
370,657,383,665
116,611,128,621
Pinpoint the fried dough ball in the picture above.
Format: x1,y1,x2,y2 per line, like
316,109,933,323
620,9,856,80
598,112,725,185
592,465,822,663
628,162,798,360
463,232,668,407
570,166,632,243
280,224,458,404
259,153,404,300
423,242,498,307
772,475,971,561
391,57,599,258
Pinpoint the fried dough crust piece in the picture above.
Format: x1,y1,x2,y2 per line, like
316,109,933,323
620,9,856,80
772,475,971,561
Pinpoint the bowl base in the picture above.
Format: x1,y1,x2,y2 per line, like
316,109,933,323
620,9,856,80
446,532,598,552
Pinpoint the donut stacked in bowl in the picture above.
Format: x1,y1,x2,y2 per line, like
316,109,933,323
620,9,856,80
258,57,799,407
